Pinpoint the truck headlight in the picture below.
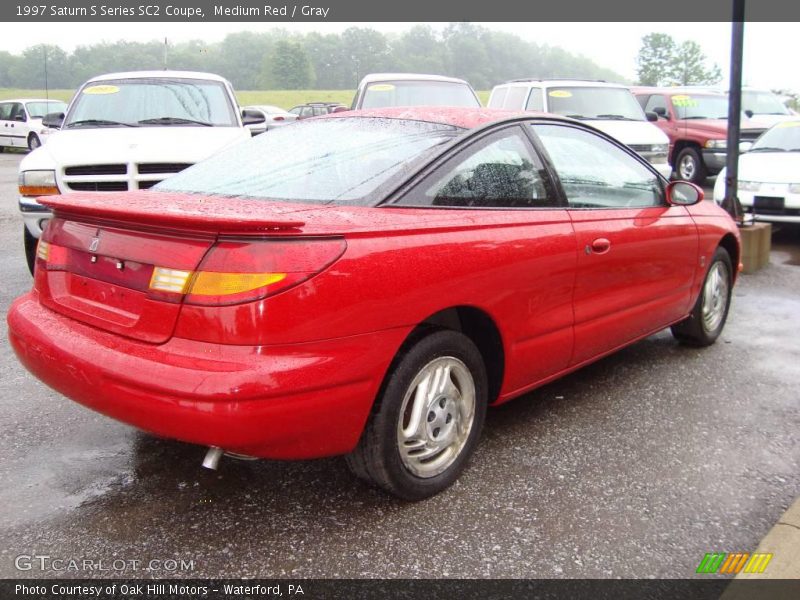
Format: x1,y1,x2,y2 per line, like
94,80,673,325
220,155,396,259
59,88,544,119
705,140,727,150
19,170,59,196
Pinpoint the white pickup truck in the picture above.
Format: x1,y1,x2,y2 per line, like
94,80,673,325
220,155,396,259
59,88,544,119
18,70,263,273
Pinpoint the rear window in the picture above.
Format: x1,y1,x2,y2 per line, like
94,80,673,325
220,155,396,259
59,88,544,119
155,117,459,205
361,81,480,109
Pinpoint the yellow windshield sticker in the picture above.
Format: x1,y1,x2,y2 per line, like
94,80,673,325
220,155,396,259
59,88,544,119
548,90,573,98
672,94,698,107
777,120,800,128
369,84,395,92
83,85,120,95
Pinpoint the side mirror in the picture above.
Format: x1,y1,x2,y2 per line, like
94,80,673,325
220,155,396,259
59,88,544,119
653,106,669,120
42,112,64,128
666,180,704,206
241,109,266,126
739,141,753,153
645,111,658,122
744,109,754,119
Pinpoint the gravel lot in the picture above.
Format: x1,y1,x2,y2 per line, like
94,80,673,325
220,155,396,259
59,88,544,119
0,150,797,579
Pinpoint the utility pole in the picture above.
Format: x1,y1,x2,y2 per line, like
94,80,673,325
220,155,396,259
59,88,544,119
721,0,745,225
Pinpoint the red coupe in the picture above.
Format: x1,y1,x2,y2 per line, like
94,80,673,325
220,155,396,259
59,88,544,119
8,108,740,499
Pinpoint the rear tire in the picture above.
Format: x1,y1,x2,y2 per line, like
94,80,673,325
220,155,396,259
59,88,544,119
672,247,733,346
24,226,37,276
346,330,487,500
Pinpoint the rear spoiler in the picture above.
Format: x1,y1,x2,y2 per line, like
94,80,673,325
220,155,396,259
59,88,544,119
40,191,305,234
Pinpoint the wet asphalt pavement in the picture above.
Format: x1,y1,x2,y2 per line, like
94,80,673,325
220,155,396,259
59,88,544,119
0,151,797,579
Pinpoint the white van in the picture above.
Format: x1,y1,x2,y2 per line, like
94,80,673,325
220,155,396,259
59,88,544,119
18,70,263,273
0,98,67,151
488,79,671,178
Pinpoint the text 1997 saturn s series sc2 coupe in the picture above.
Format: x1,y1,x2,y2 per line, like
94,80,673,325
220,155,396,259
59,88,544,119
7,108,740,500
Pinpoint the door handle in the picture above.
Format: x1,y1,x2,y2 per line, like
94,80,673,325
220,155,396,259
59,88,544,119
588,238,611,254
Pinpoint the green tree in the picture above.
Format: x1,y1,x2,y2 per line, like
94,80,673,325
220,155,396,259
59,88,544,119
266,40,314,90
670,40,722,86
341,27,389,87
636,33,677,86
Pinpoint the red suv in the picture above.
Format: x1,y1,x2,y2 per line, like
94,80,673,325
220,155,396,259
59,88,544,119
632,88,765,184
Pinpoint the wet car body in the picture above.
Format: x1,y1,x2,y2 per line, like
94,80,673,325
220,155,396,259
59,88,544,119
8,108,741,499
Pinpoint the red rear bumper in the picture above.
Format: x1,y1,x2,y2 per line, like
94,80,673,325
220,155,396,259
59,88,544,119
8,292,409,459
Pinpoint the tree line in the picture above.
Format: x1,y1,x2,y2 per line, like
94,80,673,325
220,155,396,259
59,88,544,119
0,24,625,91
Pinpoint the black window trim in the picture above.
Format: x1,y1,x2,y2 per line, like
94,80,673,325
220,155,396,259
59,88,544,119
385,121,566,211
526,120,668,211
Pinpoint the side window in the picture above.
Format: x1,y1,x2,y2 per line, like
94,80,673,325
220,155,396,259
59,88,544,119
525,88,543,111
10,103,25,121
301,107,314,118
488,87,508,109
401,127,557,208
0,103,11,120
644,94,668,117
532,124,663,209
503,87,528,110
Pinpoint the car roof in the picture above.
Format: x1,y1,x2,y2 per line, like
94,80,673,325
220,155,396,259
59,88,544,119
326,106,553,130
358,73,472,86
630,86,727,96
83,70,230,83
0,98,66,103
496,79,625,89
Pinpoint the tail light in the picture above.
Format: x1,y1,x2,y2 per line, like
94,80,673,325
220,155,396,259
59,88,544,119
157,237,346,306
37,237,346,307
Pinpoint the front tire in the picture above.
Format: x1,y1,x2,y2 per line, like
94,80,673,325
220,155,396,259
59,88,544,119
676,147,707,184
346,330,488,500
28,134,41,151
672,247,733,346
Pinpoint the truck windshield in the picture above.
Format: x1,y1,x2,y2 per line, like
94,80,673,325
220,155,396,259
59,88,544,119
64,78,238,128
360,81,480,109
742,91,792,116
670,94,729,120
545,87,646,121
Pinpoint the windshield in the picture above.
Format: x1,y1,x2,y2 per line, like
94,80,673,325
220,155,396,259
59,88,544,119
670,94,729,119
742,91,791,116
64,78,237,128
545,87,646,120
25,101,67,118
750,121,800,151
155,117,459,205
360,81,480,109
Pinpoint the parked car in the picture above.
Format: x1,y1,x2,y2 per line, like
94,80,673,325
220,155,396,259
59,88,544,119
8,108,740,500
632,87,766,184
713,120,800,223
241,105,298,135
288,102,348,120
17,70,264,274
488,80,671,178
740,87,798,128
352,73,481,109
0,98,68,151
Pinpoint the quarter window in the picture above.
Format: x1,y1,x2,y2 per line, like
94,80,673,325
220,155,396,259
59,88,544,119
533,124,663,209
401,128,556,208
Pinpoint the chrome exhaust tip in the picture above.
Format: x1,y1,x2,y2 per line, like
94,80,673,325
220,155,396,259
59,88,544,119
202,446,224,470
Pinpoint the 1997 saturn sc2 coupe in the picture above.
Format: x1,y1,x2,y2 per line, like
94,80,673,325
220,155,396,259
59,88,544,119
8,108,740,499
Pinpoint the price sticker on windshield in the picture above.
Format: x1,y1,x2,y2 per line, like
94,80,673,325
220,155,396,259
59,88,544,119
671,94,698,107
83,85,120,95
369,84,395,92
549,90,573,98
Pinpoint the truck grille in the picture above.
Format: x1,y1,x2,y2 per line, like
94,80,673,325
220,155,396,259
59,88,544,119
61,162,193,192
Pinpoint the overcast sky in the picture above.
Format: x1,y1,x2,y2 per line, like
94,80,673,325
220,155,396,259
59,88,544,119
0,22,796,91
